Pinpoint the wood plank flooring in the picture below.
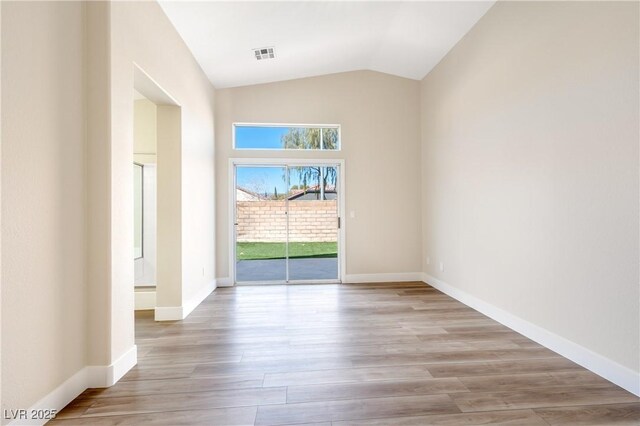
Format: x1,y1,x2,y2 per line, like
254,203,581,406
54,282,640,425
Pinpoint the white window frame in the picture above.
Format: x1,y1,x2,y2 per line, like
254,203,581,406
232,122,342,151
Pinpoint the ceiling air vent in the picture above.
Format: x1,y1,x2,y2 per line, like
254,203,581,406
253,47,275,60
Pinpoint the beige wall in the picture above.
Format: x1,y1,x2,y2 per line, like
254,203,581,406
156,105,183,307
91,0,215,358
421,1,639,372
1,0,216,414
85,0,112,368
133,99,157,164
0,0,3,412
1,1,86,413
215,71,422,280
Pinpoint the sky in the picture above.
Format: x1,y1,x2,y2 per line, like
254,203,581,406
235,126,338,195
235,126,297,195
235,126,290,149
236,166,288,196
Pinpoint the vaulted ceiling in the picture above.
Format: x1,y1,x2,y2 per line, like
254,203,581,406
159,1,495,89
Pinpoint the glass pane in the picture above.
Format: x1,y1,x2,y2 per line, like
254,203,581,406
321,127,339,150
288,166,339,281
235,125,339,150
133,163,143,259
235,166,288,282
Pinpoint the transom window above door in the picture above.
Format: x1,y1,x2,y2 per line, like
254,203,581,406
233,123,340,151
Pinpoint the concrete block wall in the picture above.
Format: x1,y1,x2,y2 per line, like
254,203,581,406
236,200,338,242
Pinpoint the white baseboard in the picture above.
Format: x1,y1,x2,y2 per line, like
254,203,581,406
216,277,233,287
8,345,137,425
217,275,423,285
155,280,216,321
7,368,89,425
134,289,156,310
86,344,138,388
422,273,640,396
343,272,423,284
183,279,216,318
154,305,184,321
106,345,137,386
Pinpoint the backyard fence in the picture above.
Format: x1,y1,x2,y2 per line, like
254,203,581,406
236,200,338,243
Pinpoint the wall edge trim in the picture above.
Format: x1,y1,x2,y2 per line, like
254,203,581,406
422,273,640,396
182,279,216,318
8,345,138,425
343,272,423,283
154,280,216,320
216,277,234,287
134,289,156,310
154,306,183,321
86,344,138,387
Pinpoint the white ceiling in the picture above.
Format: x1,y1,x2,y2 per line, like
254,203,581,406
159,1,495,89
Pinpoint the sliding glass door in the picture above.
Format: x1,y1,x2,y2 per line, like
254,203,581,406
234,163,340,284
287,166,338,281
235,166,288,283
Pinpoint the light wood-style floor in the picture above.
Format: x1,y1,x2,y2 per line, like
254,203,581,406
54,282,640,425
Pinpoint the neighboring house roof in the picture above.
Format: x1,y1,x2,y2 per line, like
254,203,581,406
237,185,337,201
288,185,337,201
236,187,265,201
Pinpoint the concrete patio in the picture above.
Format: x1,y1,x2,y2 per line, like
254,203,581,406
236,258,338,282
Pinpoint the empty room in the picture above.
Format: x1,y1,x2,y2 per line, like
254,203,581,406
1,0,639,425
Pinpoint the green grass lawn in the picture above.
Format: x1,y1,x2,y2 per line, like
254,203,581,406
237,242,337,260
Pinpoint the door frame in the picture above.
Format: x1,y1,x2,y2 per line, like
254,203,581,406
229,158,346,285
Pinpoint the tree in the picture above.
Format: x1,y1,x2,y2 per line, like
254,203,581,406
281,128,338,200
243,173,269,198
281,127,338,150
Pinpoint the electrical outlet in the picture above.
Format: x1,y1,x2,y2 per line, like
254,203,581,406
439,262,444,272
202,267,205,276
